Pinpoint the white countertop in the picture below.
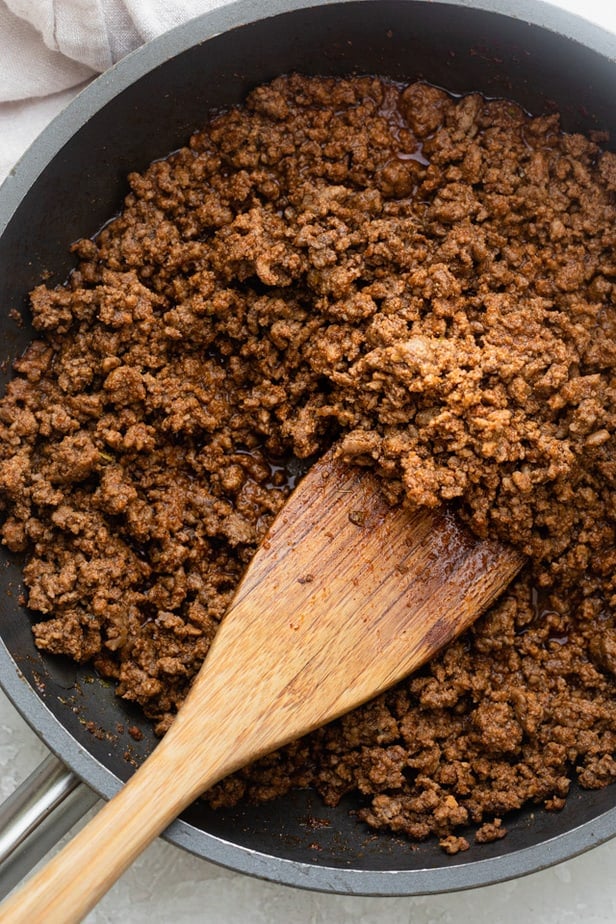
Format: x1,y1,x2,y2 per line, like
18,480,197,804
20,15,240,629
1,1,615,921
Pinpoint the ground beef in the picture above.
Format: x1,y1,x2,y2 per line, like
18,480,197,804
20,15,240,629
1,75,615,852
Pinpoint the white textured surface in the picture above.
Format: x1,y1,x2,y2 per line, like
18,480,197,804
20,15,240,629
1,1,616,921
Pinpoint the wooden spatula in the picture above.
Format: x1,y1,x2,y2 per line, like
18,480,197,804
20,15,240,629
0,449,524,923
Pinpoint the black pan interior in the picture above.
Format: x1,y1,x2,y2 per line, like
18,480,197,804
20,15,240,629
0,0,614,893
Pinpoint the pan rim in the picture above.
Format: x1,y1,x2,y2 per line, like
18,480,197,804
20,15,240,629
2,632,615,896
1,0,615,228
0,0,615,896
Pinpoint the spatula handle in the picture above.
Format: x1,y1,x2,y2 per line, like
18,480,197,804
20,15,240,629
0,651,270,924
0,737,196,924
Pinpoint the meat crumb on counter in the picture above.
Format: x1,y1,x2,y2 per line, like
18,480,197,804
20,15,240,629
1,75,615,853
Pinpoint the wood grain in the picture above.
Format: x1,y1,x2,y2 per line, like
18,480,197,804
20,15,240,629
0,451,524,923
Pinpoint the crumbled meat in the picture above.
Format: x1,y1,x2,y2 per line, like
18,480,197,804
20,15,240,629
1,75,615,852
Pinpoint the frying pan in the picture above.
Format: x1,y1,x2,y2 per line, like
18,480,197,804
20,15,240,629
0,0,615,899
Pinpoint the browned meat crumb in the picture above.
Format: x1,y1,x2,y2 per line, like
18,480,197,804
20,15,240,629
475,818,506,844
0,74,615,851
439,835,470,855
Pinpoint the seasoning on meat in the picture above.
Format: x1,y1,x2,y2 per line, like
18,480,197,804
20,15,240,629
1,75,615,852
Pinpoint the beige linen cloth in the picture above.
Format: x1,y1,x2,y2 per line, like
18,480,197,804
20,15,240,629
0,0,225,181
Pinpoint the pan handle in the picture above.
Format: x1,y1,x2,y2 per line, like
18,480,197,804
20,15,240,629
0,754,98,899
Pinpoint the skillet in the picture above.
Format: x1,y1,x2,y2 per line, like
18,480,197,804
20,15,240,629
0,0,615,897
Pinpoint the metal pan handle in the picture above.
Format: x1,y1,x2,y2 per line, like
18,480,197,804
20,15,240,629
0,754,98,899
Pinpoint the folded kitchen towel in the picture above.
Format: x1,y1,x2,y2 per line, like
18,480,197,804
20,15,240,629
0,0,226,180
1,0,229,100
